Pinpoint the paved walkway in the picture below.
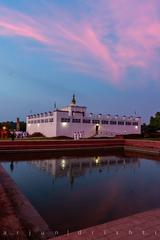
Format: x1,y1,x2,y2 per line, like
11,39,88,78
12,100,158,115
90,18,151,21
53,209,160,240
0,179,27,239
0,165,54,240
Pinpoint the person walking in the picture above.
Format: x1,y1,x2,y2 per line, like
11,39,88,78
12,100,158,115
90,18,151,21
11,132,15,141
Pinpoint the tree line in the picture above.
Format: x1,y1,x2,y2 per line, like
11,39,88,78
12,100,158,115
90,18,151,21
0,121,26,131
142,112,160,136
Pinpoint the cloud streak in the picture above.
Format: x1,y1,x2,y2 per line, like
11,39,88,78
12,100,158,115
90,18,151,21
0,0,160,86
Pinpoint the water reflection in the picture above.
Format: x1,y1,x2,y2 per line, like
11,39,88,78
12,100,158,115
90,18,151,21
2,154,160,235
28,156,139,187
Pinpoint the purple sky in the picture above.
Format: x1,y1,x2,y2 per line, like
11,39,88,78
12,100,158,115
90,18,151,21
0,0,160,123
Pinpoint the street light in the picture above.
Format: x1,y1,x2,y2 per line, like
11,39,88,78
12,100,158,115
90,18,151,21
2,126,6,131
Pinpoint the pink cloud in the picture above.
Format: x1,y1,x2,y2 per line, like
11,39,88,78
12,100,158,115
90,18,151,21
0,0,160,86
106,0,160,64
0,6,51,44
0,20,49,43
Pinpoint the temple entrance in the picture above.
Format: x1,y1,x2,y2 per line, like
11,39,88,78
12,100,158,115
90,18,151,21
95,125,99,135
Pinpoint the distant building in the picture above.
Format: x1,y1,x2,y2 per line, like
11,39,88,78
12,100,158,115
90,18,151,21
26,95,141,138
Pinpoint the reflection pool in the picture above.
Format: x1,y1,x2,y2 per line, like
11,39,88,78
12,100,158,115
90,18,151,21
2,153,160,235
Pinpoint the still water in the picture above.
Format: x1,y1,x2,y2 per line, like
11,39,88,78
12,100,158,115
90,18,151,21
1,153,160,234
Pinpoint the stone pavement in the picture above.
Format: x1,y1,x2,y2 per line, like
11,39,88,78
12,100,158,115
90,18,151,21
0,179,27,239
53,209,160,240
0,165,54,240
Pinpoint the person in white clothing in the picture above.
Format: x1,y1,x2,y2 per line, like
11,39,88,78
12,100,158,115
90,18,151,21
73,132,77,140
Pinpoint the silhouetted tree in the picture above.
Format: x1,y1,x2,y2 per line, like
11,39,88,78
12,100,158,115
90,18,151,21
149,112,160,132
0,121,26,131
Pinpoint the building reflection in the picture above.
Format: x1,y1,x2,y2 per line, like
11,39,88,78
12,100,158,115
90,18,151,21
28,156,139,187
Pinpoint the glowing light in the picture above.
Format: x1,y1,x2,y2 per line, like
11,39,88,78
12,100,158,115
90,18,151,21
61,159,66,169
135,126,138,129
96,123,100,130
62,122,67,127
2,126,6,130
28,124,31,127
37,123,40,127
94,156,100,165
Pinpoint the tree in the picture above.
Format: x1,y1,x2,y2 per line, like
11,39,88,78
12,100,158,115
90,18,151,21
0,121,26,131
149,112,160,131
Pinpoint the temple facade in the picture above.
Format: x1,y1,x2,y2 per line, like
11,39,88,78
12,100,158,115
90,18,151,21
26,95,141,138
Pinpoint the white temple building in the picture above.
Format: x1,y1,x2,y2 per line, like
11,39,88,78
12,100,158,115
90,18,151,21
26,95,141,138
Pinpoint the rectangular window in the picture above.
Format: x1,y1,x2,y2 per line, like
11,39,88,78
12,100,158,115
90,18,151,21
126,122,131,125
41,119,44,123
83,119,91,123
49,118,54,122
110,121,117,125
101,120,109,124
133,122,138,126
118,121,124,125
45,119,48,123
92,120,100,124
72,119,81,123
61,118,70,123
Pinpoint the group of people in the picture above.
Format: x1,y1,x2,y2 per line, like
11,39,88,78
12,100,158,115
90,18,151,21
9,131,28,140
73,131,84,140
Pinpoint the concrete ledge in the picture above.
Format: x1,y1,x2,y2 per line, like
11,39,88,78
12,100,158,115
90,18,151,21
125,139,160,150
0,145,123,154
0,139,125,152
0,165,54,239
125,146,160,155
52,209,160,240
1,139,160,155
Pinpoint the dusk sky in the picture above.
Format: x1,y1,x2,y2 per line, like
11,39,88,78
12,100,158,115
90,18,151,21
0,0,160,123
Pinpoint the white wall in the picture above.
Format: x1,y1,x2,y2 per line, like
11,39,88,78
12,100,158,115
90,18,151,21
27,112,57,137
26,109,141,138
